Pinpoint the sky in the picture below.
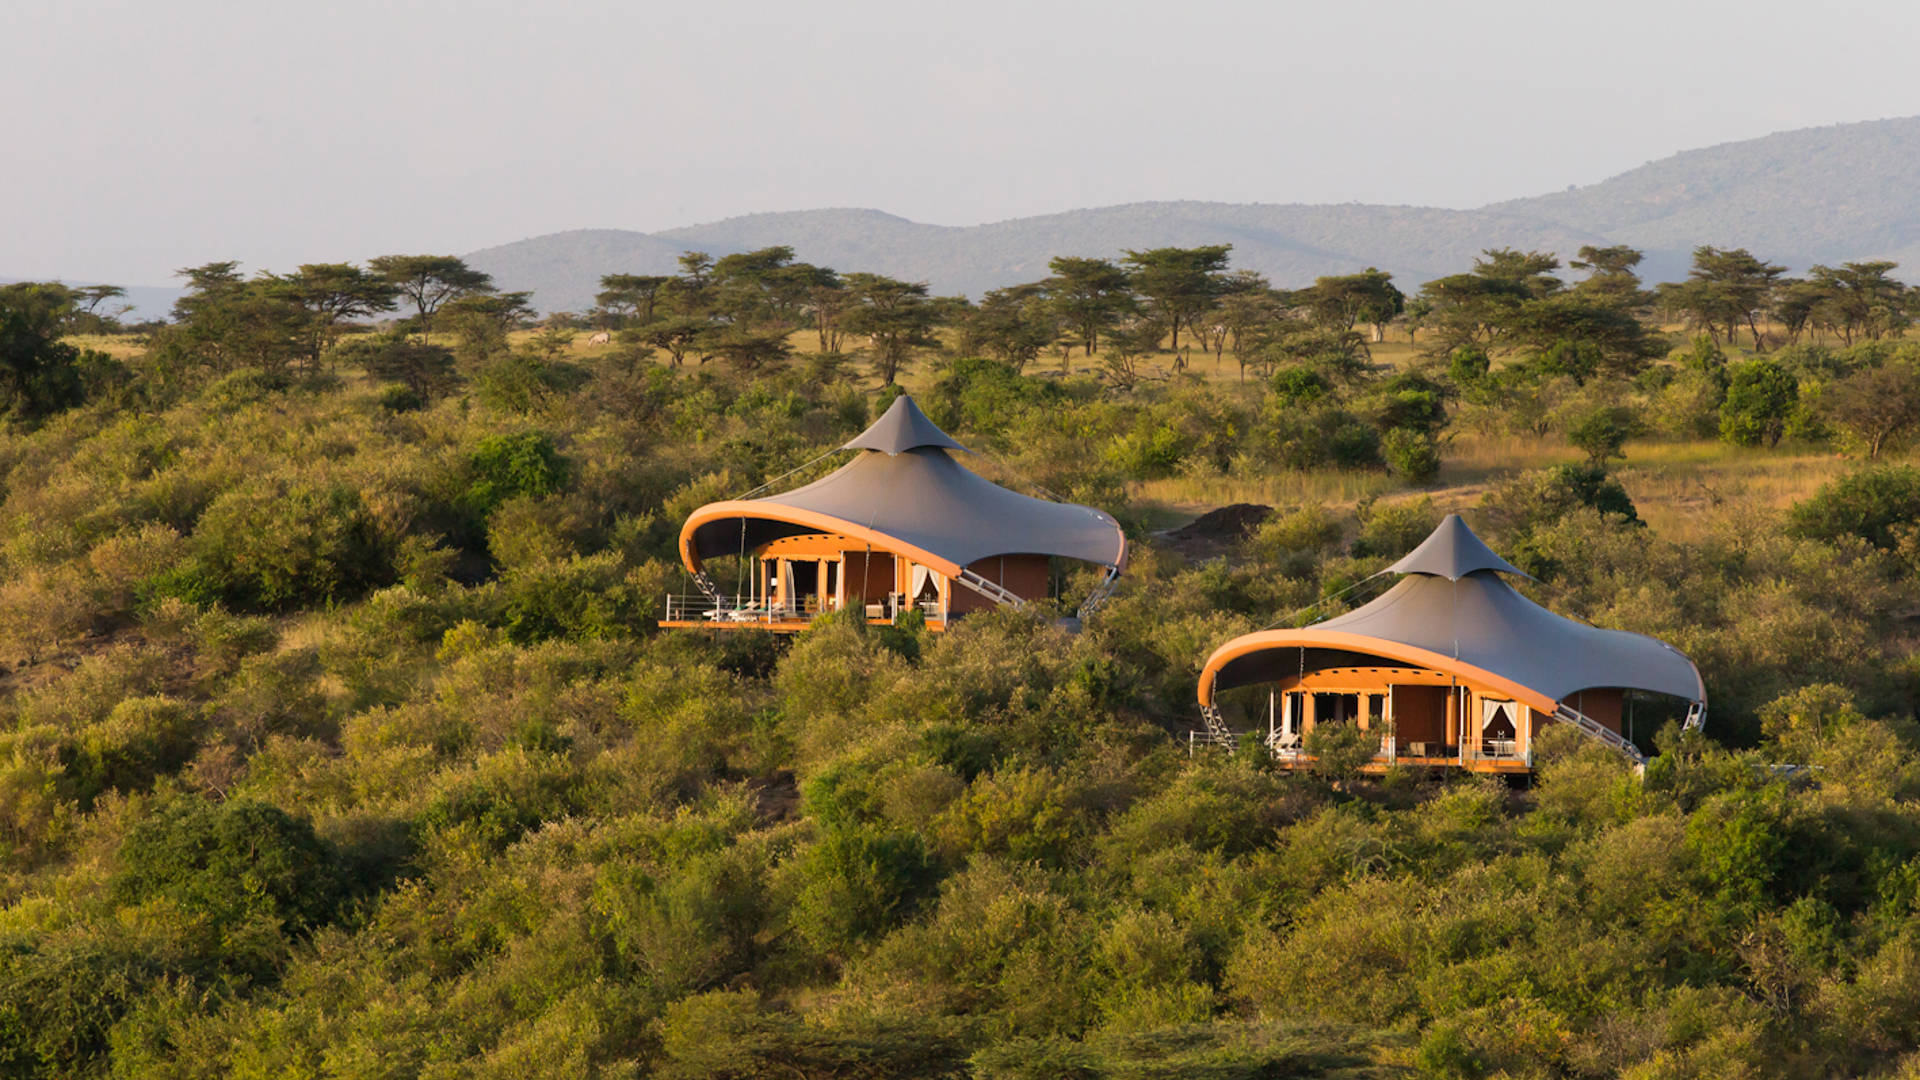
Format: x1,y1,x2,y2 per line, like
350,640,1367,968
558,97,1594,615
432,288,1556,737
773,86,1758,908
7,0,1920,285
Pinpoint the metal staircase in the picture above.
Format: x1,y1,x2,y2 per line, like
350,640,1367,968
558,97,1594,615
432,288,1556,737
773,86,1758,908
1076,566,1122,620
955,568,1026,608
1553,702,1647,767
1195,703,1239,753
1683,700,1707,733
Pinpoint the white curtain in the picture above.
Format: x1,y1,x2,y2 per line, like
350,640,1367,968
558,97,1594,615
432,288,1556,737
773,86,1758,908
910,564,931,599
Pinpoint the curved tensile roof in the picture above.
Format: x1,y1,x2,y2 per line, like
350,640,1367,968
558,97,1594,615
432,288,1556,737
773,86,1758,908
1198,514,1705,714
679,395,1127,579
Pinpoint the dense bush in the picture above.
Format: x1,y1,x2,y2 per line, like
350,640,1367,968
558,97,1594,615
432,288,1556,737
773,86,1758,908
177,480,392,610
2,298,1920,1077
113,798,346,933
1789,464,1920,550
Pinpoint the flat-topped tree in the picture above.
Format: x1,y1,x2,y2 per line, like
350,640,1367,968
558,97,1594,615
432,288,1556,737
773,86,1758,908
369,255,494,340
841,274,937,386
270,263,399,364
595,273,671,327
1122,245,1232,352
1295,268,1405,344
1045,256,1135,357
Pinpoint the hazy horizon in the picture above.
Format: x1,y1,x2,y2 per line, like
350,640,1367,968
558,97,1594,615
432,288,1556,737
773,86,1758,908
10,0,1920,286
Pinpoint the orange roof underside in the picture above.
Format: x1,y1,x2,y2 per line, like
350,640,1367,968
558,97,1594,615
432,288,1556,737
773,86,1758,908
679,501,968,579
1197,628,1562,715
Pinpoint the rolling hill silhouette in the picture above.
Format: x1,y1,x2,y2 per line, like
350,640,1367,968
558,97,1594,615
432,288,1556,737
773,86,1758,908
467,117,1920,313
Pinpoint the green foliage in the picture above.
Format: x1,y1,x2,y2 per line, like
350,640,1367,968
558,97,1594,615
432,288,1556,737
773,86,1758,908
466,431,571,517
186,480,391,611
791,825,940,956
113,798,345,932
1380,428,1440,484
1260,404,1382,471
0,282,91,417
1566,402,1638,465
1720,356,1800,447
1268,364,1330,406
1105,420,1187,480
1789,464,1920,550
1353,497,1438,559
1303,721,1375,783
8,236,1920,1079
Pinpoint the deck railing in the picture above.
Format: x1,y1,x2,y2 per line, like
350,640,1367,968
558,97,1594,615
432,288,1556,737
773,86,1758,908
663,594,943,626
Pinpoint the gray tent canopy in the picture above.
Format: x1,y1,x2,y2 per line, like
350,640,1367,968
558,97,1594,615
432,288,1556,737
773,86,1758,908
841,393,967,455
1200,514,1705,716
678,394,1127,580
1386,511,1532,580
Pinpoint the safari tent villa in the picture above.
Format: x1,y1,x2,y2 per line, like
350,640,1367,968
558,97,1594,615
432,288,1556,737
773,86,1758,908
1197,514,1706,773
664,394,1127,631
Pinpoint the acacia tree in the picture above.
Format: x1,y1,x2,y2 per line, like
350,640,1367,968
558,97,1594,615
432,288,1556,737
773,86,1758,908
1771,279,1827,345
1665,246,1786,350
1215,287,1292,381
368,255,494,339
65,284,128,333
841,274,939,385
1122,245,1232,351
1044,256,1134,356
440,291,534,366
1296,268,1404,342
1569,245,1649,310
594,273,670,327
629,316,708,366
962,283,1056,370
164,262,307,372
272,263,398,366
1416,250,1555,355
807,275,851,354
1807,261,1908,344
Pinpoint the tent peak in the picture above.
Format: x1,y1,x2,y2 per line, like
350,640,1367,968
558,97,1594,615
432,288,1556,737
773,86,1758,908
1387,513,1532,581
841,394,967,455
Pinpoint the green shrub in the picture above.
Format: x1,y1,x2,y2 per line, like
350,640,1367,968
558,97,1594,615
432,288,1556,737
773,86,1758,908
1262,404,1382,471
1269,365,1331,407
467,431,570,516
1565,402,1638,465
189,480,391,611
1381,427,1440,484
1369,371,1448,435
1104,421,1185,480
113,798,345,932
1789,465,1920,550
791,826,940,956
417,748,581,850
1353,497,1437,559
377,383,425,413
1720,357,1799,447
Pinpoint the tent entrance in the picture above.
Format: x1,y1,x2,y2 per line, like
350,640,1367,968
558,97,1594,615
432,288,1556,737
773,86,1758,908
1479,698,1520,759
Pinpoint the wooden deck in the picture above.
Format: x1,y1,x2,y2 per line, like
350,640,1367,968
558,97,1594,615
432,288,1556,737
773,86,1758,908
1263,752,1533,774
658,616,948,634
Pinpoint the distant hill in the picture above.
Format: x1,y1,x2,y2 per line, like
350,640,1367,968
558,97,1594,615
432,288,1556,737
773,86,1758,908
467,205,1612,314
1490,116,1920,278
466,117,1920,313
